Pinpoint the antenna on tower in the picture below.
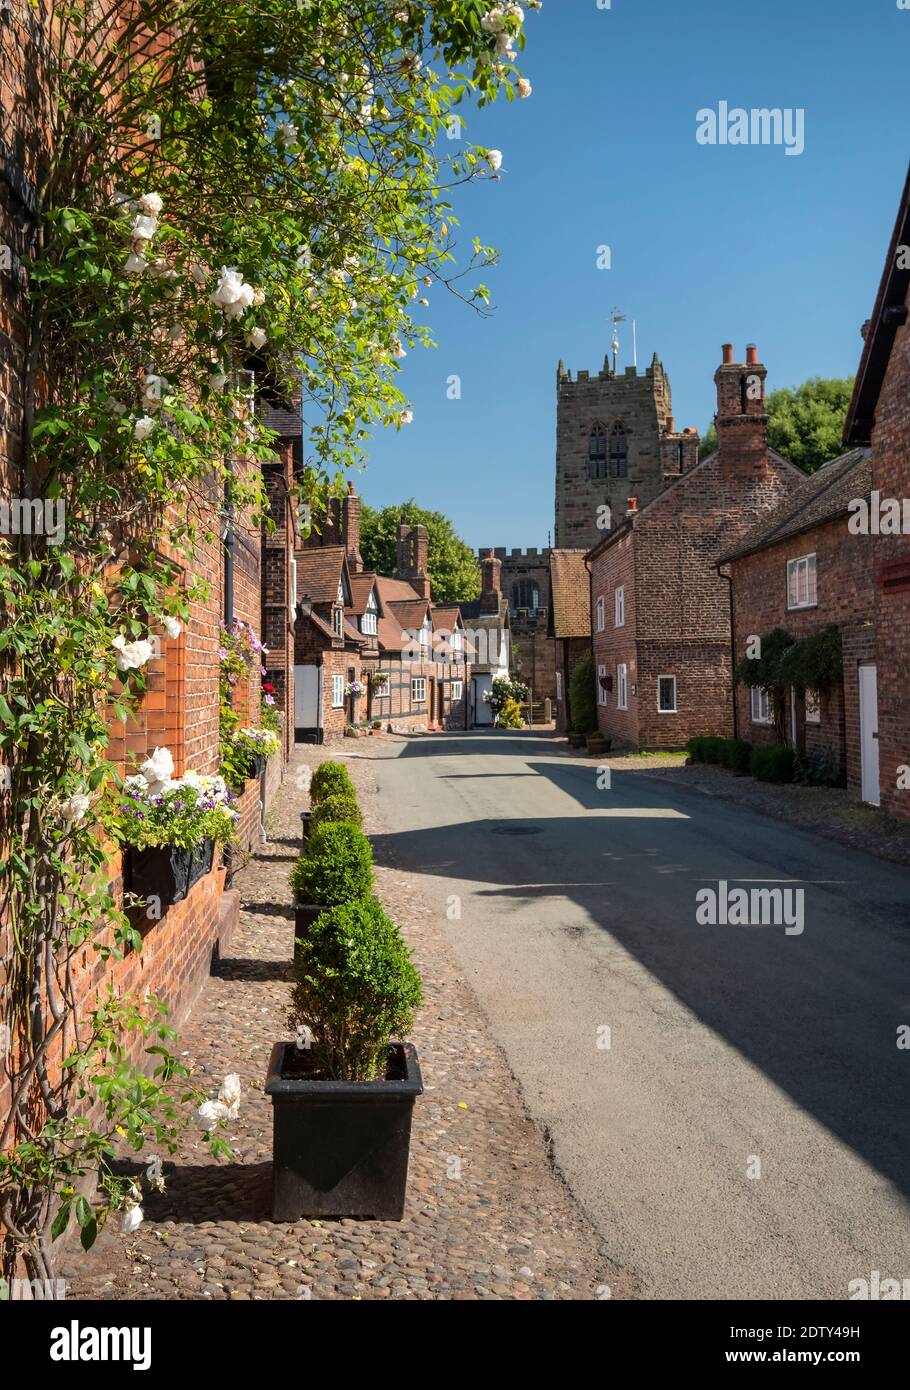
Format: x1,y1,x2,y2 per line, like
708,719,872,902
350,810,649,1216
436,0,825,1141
610,307,626,375
632,319,638,369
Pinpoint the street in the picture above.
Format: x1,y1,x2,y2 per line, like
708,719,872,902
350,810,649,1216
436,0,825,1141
372,730,910,1300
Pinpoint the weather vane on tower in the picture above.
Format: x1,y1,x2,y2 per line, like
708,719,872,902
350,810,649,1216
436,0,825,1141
610,307,626,375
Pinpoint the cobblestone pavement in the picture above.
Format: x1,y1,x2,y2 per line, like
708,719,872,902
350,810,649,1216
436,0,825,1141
62,738,635,1301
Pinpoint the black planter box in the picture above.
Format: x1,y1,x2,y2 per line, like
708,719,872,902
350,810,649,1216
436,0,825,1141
265,1040,423,1221
127,837,215,906
250,753,266,779
300,809,312,845
293,901,324,963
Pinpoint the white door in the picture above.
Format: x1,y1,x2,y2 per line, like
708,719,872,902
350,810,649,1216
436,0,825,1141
294,664,320,730
859,664,880,806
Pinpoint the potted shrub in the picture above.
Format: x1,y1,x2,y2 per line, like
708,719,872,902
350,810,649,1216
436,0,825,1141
266,896,424,1220
586,731,611,755
116,750,237,906
289,821,373,946
309,790,362,834
310,760,355,804
566,727,586,749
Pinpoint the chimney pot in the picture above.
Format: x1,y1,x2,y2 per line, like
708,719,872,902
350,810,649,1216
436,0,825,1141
745,343,758,365
722,343,734,365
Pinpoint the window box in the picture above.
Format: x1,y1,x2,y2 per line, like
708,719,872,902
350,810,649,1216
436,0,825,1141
127,837,215,907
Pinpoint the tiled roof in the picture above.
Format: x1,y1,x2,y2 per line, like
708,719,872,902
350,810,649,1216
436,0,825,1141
375,575,423,602
718,449,870,563
349,572,378,616
295,547,345,604
549,549,591,638
430,603,463,629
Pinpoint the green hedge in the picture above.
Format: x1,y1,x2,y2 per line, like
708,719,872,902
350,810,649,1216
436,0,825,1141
310,790,362,833
290,822,373,906
687,736,753,775
750,745,795,783
309,760,355,805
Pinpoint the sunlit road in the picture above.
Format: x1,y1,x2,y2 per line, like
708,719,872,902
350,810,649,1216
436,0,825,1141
369,730,910,1299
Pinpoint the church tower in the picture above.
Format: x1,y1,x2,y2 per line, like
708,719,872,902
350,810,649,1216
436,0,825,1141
554,351,690,550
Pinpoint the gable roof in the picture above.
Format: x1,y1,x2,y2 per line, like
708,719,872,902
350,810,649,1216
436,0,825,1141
845,161,910,447
295,546,347,606
549,549,591,638
717,448,870,564
348,572,380,617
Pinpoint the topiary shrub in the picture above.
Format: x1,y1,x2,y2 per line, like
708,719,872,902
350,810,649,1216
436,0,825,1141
290,822,373,906
309,760,355,805
687,736,706,763
309,790,362,833
724,739,753,776
750,745,795,783
700,736,726,765
288,896,424,1081
568,653,598,736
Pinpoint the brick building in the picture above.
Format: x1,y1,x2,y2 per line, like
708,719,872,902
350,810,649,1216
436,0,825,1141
548,550,591,732
587,345,805,750
477,547,556,704
718,449,874,796
844,162,910,818
555,350,698,551
293,489,470,739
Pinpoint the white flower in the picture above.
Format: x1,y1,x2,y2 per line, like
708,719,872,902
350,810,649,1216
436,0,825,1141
210,266,255,317
60,792,90,823
219,1073,242,1118
516,77,532,99
495,32,515,58
481,8,508,34
124,253,148,275
163,616,182,639
130,213,158,244
120,1205,144,1235
133,415,156,440
140,746,174,786
246,327,268,351
196,1098,229,1132
399,409,413,425
276,120,297,145
114,637,153,672
137,191,163,217
486,149,503,171
141,373,167,412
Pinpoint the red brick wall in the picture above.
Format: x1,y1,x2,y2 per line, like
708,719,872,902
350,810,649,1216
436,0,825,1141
591,529,640,747
554,637,592,732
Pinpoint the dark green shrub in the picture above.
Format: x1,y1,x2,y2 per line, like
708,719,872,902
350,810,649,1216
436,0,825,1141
568,653,598,736
309,790,362,832
289,896,424,1081
795,747,845,788
725,739,753,776
290,822,373,906
750,744,795,783
687,736,706,763
309,760,354,804
700,736,726,765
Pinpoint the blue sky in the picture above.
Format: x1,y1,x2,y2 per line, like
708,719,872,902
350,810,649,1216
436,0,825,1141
349,0,910,551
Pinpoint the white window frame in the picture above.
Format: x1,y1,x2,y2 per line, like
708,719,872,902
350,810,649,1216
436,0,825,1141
750,685,772,725
597,663,607,707
332,605,343,637
804,688,821,725
595,595,605,632
289,555,297,623
657,674,677,714
451,680,463,701
411,676,427,704
617,662,628,711
361,610,377,636
787,553,817,610
556,671,563,703
614,586,625,628
331,673,344,708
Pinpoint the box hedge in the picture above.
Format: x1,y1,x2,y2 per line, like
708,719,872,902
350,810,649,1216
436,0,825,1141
290,822,373,906
749,745,795,783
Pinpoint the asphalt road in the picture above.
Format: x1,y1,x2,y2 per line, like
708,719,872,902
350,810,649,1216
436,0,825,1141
372,730,910,1300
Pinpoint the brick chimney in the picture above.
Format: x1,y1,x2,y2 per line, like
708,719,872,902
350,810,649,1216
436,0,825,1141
479,548,502,615
342,482,363,573
397,523,431,599
713,342,768,471
660,420,700,481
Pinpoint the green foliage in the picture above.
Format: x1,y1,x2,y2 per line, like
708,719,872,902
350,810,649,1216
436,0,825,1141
795,747,845,788
497,696,524,729
722,739,754,776
359,501,481,605
568,654,598,736
702,376,854,472
486,674,528,725
310,760,355,804
290,822,373,907
289,897,423,1082
734,627,795,691
310,791,363,833
750,745,796,783
779,625,843,692
114,779,237,851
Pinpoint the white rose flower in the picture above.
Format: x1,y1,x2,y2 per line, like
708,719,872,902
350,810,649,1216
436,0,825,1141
495,32,515,58
210,266,255,315
120,1205,144,1235
114,638,153,672
141,373,167,412
218,1073,242,1118
140,746,174,786
133,415,156,440
137,191,163,217
276,120,297,145
399,409,413,425
124,253,148,275
196,1099,229,1132
223,283,255,320
486,149,503,171
246,327,268,350
516,77,532,99
163,616,182,639
130,213,158,244
60,792,90,823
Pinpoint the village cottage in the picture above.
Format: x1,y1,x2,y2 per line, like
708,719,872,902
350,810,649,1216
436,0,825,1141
587,345,805,750
547,549,591,732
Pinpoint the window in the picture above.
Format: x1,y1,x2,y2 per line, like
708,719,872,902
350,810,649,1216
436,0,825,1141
657,675,677,714
805,688,821,724
588,424,607,480
597,663,607,707
750,686,772,725
787,553,817,610
617,663,628,711
614,586,625,627
556,671,563,703
609,422,628,479
451,680,463,701
511,580,539,613
595,595,605,632
361,611,377,636
331,673,344,708
332,605,343,636
289,555,297,623
411,677,426,703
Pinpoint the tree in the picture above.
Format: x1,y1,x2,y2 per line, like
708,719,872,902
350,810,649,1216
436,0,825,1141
568,653,598,736
700,376,855,473
360,501,481,605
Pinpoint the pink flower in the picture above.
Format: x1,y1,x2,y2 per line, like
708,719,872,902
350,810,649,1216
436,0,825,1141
218,647,229,660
